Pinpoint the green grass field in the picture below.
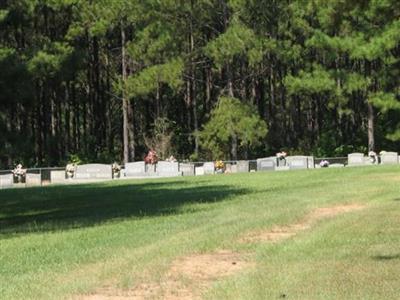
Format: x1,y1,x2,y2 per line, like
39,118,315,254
1,166,399,299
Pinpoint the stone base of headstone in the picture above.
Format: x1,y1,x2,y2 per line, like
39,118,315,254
275,166,290,171
330,163,345,168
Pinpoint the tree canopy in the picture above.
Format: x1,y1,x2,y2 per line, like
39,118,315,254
0,0,399,168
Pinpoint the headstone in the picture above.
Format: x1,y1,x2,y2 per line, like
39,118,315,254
26,173,41,187
347,153,365,166
224,163,233,173
0,174,13,189
195,166,205,176
179,163,195,176
125,162,146,177
146,163,156,175
203,162,215,175
287,156,309,170
277,158,287,167
50,170,66,183
157,161,182,177
380,152,399,165
307,156,315,169
257,157,277,171
237,160,249,173
75,164,112,179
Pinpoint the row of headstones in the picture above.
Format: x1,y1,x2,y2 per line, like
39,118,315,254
0,173,42,189
348,152,399,166
2,152,399,189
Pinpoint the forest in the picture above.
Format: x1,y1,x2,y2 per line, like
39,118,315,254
0,0,399,168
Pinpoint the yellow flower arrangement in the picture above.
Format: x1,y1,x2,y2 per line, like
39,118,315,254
215,160,224,170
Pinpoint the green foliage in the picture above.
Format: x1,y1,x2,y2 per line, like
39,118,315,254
284,65,336,96
126,58,184,97
204,22,257,69
198,97,267,159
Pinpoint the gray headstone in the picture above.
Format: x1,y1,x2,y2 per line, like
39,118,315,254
287,156,309,170
380,152,399,165
125,161,146,177
50,170,66,183
75,164,112,179
179,163,195,176
146,164,156,175
26,173,41,187
347,153,365,166
0,174,13,189
157,161,182,177
237,160,249,173
195,166,205,176
257,157,277,171
203,162,215,175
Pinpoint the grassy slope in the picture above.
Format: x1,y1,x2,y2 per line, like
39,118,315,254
0,166,399,299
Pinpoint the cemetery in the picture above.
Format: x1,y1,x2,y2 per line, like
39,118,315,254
0,151,398,189
1,1,400,299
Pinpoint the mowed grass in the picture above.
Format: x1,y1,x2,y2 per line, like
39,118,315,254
0,166,399,299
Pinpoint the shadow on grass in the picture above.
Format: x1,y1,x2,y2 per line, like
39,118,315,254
0,179,248,236
372,254,400,261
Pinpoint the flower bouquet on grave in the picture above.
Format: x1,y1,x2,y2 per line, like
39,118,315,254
144,150,158,165
319,160,330,168
276,151,287,166
215,160,224,174
112,162,121,178
12,164,26,183
368,151,378,164
66,163,76,179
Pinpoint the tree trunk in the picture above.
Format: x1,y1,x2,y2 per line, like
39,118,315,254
367,101,375,152
121,22,130,164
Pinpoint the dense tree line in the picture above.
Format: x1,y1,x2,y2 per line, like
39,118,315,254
0,0,399,168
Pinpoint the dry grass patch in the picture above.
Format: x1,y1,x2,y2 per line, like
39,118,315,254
77,250,253,300
241,204,366,244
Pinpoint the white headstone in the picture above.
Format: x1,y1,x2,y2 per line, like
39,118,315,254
257,157,276,171
347,153,365,166
26,173,41,187
75,164,112,179
287,156,309,170
203,162,215,175
195,166,205,176
157,161,182,177
380,152,398,165
50,170,66,183
0,174,13,189
125,162,146,177
237,160,249,173
179,163,195,176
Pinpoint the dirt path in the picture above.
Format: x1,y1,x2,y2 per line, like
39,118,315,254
77,203,366,300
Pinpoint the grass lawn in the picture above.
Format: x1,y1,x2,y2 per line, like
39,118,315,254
1,166,399,299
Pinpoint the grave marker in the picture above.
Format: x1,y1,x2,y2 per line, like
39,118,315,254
75,164,112,179
380,152,398,165
257,157,276,171
0,174,13,189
